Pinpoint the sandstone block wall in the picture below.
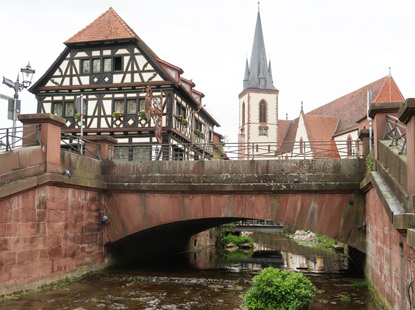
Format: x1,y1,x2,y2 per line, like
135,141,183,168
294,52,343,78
0,185,105,295
365,187,415,309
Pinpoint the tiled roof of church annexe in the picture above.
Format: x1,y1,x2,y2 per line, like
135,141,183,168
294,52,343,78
303,114,339,158
306,75,405,136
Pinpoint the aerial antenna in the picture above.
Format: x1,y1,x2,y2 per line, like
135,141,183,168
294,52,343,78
388,67,392,77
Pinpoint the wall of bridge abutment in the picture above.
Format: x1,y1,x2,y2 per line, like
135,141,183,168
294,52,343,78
366,99,415,309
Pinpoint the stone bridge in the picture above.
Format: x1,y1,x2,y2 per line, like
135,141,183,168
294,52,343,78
102,158,366,260
2,101,415,310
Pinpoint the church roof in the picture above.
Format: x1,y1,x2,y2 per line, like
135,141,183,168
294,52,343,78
243,12,277,92
307,75,405,135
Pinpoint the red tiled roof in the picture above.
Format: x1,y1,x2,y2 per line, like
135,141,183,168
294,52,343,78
65,8,159,60
278,118,298,153
373,76,405,103
277,119,293,142
307,76,404,135
66,8,136,43
303,114,339,158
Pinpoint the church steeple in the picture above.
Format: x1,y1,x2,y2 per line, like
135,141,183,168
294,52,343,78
243,11,277,91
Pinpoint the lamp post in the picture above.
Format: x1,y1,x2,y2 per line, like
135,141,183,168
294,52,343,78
2,63,35,144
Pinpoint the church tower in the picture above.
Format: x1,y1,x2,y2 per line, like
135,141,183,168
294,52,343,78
238,9,279,159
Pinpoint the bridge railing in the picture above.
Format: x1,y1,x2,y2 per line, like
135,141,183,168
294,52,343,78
111,140,361,161
383,115,406,154
0,125,41,152
60,133,101,160
235,220,283,227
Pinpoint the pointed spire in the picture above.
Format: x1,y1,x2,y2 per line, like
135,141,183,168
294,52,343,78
268,60,274,83
243,58,250,89
243,10,277,92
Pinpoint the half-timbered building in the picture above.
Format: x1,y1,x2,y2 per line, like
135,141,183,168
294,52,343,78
30,8,220,161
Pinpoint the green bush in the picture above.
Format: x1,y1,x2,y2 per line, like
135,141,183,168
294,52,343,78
220,234,253,247
243,267,316,310
220,234,239,246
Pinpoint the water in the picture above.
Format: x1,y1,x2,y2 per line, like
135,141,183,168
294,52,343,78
1,232,376,310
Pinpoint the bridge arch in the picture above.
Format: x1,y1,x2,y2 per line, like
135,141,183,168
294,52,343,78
104,191,365,261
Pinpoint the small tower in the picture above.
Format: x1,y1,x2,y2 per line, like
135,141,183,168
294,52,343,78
238,8,279,158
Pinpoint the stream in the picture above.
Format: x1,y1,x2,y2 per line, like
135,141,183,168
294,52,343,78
1,232,377,309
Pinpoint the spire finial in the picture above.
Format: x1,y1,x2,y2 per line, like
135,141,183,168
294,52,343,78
301,101,304,111
258,0,260,12
388,67,392,77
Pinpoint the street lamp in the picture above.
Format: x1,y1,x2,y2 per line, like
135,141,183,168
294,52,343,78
2,63,35,144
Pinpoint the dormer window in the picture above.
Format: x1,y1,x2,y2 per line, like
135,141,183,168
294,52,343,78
182,83,190,92
192,93,199,102
166,67,177,79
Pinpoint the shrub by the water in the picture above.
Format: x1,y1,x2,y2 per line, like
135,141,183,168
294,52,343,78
243,267,316,310
220,234,253,247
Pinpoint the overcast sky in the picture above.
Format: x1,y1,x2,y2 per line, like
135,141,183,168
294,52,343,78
1,0,415,142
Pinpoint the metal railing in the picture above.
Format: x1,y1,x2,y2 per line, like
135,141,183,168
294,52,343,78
111,140,361,161
60,134,101,160
0,125,41,152
384,115,406,154
235,220,283,227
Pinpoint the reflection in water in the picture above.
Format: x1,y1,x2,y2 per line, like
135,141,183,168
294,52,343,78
0,232,375,310
189,233,347,275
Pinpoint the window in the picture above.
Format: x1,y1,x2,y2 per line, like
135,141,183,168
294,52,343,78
65,102,75,116
92,59,101,73
133,146,151,161
127,99,137,114
114,100,124,113
259,100,266,123
54,103,63,117
114,56,122,71
173,147,184,161
82,59,90,74
176,102,186,118
103,58,112,72
242,102,245,125
194,119,203,132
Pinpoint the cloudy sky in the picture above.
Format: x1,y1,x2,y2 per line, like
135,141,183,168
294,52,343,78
1,0,414,142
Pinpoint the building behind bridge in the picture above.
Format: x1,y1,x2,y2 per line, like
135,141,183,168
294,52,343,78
29,7,221,161
238,9,405,160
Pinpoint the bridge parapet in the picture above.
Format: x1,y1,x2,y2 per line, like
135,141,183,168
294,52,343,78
104,158,365,192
